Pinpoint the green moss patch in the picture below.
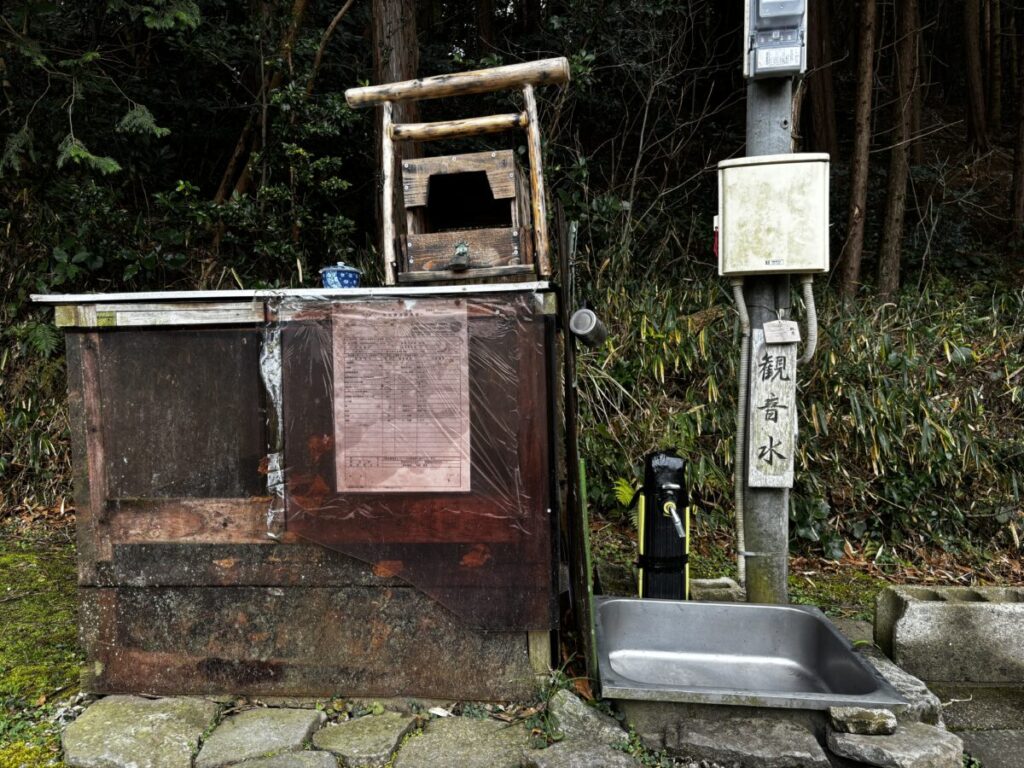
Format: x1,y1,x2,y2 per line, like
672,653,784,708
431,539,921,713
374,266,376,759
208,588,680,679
0,534,80,700
0,529,79,764
789,567,888,620
0,741,61,768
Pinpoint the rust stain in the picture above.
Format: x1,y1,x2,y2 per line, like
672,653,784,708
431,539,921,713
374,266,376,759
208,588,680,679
212,558,239,570
307,475,330,496
307,434,334,464
460,544,492,568
373,560,405,578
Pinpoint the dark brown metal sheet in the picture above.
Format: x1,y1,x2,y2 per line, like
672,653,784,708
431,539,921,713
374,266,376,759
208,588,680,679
96,328,267,498
280,293,555,631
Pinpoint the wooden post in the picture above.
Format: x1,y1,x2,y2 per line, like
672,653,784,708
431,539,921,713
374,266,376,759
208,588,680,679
381,100,397,286
522,85,551,277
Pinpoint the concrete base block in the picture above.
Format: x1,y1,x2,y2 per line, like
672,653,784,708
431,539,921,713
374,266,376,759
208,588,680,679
875,586,1024,684
617,700,825,752
689,577,745,602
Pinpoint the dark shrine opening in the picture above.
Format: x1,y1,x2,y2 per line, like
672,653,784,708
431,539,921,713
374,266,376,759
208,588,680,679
425,171,513,232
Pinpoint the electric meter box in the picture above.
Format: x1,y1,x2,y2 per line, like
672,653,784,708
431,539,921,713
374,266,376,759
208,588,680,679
744,0,808,79
717,153,829,276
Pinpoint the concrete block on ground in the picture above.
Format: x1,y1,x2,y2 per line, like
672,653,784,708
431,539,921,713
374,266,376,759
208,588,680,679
616,699,824,753
689,577,745,602
875,586,1024,684
827,721,963,768
667,716,830,768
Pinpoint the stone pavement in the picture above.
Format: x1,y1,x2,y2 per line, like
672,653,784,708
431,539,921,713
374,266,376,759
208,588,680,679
61,690,660,768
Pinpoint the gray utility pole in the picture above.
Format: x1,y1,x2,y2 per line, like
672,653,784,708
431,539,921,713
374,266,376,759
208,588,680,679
743,77,793,604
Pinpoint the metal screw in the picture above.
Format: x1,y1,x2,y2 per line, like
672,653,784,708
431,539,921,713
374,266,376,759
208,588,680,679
508,172,514,178
403,184,409,191
491,151,496,157
403,163,410,170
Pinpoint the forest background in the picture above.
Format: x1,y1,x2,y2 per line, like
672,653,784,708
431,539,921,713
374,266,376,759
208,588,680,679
2,0,1024,569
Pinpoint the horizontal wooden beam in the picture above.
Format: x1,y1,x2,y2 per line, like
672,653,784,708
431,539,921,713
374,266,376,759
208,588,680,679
345,57,570,107
54,302,264,328
390,112,528,142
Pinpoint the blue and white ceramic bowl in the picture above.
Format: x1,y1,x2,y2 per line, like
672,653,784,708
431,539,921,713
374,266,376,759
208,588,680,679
320,262,362,288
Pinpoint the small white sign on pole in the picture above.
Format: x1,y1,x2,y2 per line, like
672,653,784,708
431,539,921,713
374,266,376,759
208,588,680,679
747,326,798,488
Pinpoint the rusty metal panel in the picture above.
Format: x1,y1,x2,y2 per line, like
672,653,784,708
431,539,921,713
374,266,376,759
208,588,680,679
280,293,555,631
79,586,537,699
92,543,405,588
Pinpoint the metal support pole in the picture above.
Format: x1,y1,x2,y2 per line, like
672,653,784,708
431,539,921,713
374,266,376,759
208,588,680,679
743,77,793,604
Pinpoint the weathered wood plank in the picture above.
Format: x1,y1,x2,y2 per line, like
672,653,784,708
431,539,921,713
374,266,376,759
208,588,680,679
56,303,264,328
102,498,278,547
390,112,528,142
80,586,540,699
515,164,535,266
407,227,522,272
382,100,397,286
746,329,798,488
528,630,551,675
402,151,516,208
66,333,104,581
523,85,552,276
345,57,570,107
396,265,535,284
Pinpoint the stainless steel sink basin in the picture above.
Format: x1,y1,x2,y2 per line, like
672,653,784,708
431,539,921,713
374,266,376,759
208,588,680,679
595,597,906,710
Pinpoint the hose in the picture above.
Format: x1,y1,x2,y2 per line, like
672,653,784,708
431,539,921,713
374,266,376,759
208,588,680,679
731,279,749,586
799,275,817,365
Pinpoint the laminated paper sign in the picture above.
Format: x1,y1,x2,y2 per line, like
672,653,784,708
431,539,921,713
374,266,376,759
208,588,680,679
332,300,471,492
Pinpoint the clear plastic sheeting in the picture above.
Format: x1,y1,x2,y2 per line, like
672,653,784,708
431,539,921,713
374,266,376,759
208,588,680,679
276,290,556,631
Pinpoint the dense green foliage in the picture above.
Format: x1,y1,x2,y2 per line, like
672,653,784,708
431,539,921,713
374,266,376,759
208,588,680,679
2,0,1023,557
